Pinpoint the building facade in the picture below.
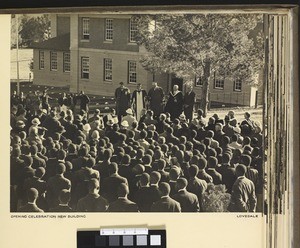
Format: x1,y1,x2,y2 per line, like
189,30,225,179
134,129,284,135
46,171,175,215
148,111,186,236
31,14,262,107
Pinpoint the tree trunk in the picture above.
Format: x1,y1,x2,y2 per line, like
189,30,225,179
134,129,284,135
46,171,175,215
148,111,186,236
200,60,211,117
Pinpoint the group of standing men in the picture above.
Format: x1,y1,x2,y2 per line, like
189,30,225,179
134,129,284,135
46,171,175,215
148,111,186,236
115,81,196,123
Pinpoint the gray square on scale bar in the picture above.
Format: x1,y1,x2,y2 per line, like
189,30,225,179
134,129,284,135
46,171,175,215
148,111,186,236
123,235,134,246
150,235,161,246
137,235,147,246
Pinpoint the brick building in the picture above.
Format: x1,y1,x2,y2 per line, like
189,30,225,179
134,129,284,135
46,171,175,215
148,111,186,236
31,14,262,107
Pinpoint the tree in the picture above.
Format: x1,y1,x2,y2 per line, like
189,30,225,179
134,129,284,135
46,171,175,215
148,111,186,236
18,14,50,47
133,14,264,116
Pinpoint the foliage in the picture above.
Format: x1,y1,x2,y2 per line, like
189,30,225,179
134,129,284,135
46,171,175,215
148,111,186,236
11,14,51,48
133,14,264,115
202,183,231,212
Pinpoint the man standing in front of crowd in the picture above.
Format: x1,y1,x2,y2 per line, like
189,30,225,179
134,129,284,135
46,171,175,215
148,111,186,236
165,84,184,121
183,84,196,123
148,82,164,119
131,83,147,121
115,82,131,123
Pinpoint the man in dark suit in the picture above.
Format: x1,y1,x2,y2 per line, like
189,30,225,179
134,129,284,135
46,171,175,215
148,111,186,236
101,162,128,203
148,82,165,118
115,82,131,122
76,178,109,212
30,145,46,169
133,173,153,212
172,178,200,212
228,164,257,212
18,188,44,212
46,163,71,209
207,157,223,185
50,189,73,212
165,84,184,121
183,85,196,123
151,182,181,212
108,183,139,212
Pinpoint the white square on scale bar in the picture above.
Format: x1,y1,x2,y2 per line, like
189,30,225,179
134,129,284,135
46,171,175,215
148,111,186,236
150,235,161,246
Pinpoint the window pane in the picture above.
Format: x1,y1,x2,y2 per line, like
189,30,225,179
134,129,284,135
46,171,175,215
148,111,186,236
81,57,89,79
128,61,137,84
234,80,242,91
50,51,57,71
105,19,113,40
82,18,89,39
39,51,44,70
130,18,138,42
104,58,112,81
63,52,70,72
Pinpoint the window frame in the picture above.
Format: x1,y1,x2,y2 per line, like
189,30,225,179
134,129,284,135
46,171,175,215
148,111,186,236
234,80,242,92
104,58,113,82
128,60,137,84
81,57,90,79
39,50,44,70
213,72,225,90
82,18,90,40
105,19,113,41
63,52,71,73
129,18,138,43
195,75,204,87
50,51,58,71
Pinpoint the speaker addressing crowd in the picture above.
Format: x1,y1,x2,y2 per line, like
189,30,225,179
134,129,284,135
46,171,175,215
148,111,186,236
10,82,263,213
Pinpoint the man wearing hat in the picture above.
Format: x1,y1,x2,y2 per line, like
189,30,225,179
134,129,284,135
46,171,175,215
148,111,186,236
121,108,137,128
115,82,131,122
131,83,147,121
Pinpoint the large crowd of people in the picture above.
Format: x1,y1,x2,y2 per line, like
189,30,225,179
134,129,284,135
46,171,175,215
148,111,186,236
10,82,264,213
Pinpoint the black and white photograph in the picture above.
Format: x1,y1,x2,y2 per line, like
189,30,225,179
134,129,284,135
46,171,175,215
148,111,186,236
9,11,270,214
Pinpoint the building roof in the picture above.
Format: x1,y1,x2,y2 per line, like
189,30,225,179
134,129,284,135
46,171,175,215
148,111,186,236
30,33,70,51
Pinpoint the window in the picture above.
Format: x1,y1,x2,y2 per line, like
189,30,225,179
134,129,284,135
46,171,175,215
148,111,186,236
104,58,112,81
82,18,90,40
81,57,89,79
50,51,57,71
105,19,113,41
129,18,138,42
195,76,204,87
128,61,137,84
63,52,70,72
39,51,44,70
234,80,242,91
214,79,225,89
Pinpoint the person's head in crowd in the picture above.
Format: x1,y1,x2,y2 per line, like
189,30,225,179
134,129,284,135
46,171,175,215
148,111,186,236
224,115,230,124
12,135,22,146
215,147,223,155
160,144,168,154
140,173,150,187
60,111,66,119
75,135,84,145
152,81,158,87
65,115,72,123
222,153,231,165
18,108,27,117
22,155,33,168
223,136,230,146
133,164,145,175
157,136,166,145
189,164,199,178
138,122,147,131
19,131,27,141
21,145,31,155
146,110,154,119
173,118,180,127
68,143,77,154
35,167,46,179
129,149,137,159
146,149,154,157
139,130,147,140
251,137,259,147
228,110,235,119
179,136,187,145
127,130,135,140
186,141,193,151
142,154,152,166
231,134,239,143
88,178,100,194
78,146,88,157
121,154,131,166
98,138,106,148
243,145,253,155
157,159,167,171
215,123,223,132
147,130,154,140
208,156,218,169
197,109,204,118
235,164,247,177
169,167,180,181
190,129,197,139
113,123,119,132
176,178,188,191
147,124,156,132
183,152,192,163
86,157,96,168
30,145,38,156
11,105,17,115
108,162,118,176
243,136,251,146
91,130,100,140
198,157,208,170
159,113,167,122
150,171,161,186
27,188,39,204
11,147,21,158
204,138,211,147
208,116,215,125
121,120,129,130
252,147,260,157
56,163,66,175
166,126,174,135
175,150,184,163
178,143,186,152
124,146,133,155
58,189,71,205
159,182,171,197
253,121,262,134
136,148,145,160
65,161,73,172
244,112,251,120
190,155,199,165
131,121,138,130
171,145,179,156
208,148,217,158
241,154,252,167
